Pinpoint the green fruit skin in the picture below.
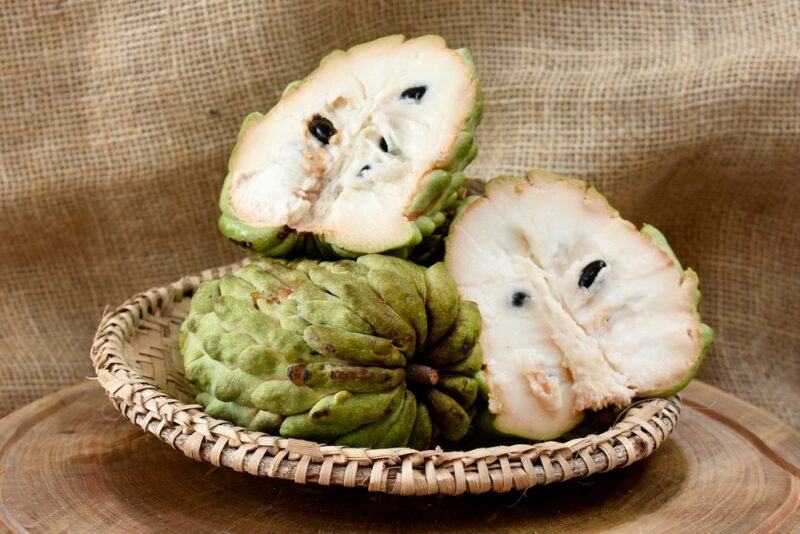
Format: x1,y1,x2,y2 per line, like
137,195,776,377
280,387,405,439
218,36,482,260
196,391,283,432
407,401,434,450
427,388,470,442
180,256,482,448
332,390,419,448
425,301,481,366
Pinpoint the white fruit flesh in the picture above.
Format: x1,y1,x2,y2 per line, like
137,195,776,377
446,173,703,439
227,35,478,253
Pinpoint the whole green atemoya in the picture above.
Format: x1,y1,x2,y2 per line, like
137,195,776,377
179,255,482,448
217,34,482,259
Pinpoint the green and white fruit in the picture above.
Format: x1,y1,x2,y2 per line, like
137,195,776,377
179,255,482,448
445,171,713,440
218,35,483,258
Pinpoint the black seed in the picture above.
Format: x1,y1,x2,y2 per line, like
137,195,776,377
578,260,607,289
308,115,336,145
379,137,388,152
401,85,427,101
358,164,371,176
510,291,530,308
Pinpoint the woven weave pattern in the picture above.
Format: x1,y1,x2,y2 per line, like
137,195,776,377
1,1,799,425
91,259,679,495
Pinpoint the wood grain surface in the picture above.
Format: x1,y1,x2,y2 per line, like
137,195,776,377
0,380,797,533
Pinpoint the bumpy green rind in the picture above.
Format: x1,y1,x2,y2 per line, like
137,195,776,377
180,256,481,448
218,35,482,260
411,178,485,264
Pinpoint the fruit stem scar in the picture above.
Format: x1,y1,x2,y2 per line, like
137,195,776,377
406,363,440,385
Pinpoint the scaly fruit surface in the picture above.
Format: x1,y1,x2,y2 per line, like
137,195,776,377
180,255,482,448
218,34,482,259
445,171,713,440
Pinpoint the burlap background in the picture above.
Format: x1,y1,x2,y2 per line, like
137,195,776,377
1,1,798,426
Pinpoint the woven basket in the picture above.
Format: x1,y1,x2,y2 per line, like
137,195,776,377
90,258,681,496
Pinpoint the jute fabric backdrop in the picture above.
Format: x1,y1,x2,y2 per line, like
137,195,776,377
1,1,798,426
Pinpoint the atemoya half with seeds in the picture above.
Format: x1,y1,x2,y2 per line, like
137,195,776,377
218,35,483,259
446,171,713,440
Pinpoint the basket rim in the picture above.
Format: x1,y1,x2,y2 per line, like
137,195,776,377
90,258,681,496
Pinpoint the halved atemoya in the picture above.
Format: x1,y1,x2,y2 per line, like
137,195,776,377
445,172,713,440
219,35,483,258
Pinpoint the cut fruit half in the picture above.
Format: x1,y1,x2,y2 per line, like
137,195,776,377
445,171,713,440
219,34,483,258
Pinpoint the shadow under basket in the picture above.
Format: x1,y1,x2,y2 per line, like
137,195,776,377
90,258,681,496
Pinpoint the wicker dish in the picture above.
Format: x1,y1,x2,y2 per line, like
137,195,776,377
90,258,681,496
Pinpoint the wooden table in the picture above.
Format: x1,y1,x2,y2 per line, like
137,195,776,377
0,380,797,533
